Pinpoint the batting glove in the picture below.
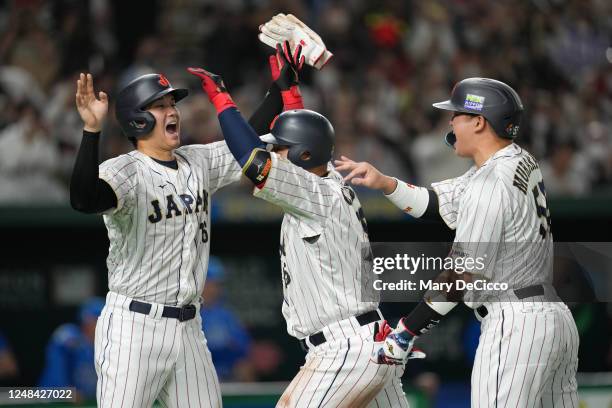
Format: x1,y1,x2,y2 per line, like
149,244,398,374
186,67,236,113
268,40,304,110
259,13,333,70
371,319,425,365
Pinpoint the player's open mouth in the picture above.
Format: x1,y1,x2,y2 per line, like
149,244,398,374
165,121,178,136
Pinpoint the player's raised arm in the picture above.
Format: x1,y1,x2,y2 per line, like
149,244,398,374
186,41,305,170
70,73,118,214
187,52,334,221
335,156,445,223
186,67,264,167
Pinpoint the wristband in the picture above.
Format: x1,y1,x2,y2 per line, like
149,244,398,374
384,178,429,217
281,86,304,110
211,93,236,114
401,298,458,336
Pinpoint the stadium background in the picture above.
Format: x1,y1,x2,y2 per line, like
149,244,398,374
0,0,610,406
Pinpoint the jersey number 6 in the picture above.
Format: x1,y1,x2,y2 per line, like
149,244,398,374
532,180,551,239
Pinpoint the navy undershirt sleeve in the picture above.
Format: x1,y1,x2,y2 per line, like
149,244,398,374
218,107,265,166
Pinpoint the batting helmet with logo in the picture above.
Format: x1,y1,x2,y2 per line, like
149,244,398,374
433,78,523,147
115,73,188,139
260,109,335,169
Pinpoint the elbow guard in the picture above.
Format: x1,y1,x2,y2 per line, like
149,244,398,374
243,148,272,188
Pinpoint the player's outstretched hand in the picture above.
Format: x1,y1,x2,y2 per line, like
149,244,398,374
269,40,304,91
75,73,108,133
334,156,397,194
186,67,228,101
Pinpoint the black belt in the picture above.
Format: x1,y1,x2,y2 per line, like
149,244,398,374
299,310,381,351
476,284,545,319
129,300,197,322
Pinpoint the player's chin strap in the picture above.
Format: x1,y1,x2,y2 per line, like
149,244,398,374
445,131,456,149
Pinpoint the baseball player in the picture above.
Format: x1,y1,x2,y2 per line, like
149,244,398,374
187,40,422,408
70,69,285,407
336,78,579,407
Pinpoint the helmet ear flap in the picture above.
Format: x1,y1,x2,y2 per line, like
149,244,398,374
287,146,310,168
122,110,156,138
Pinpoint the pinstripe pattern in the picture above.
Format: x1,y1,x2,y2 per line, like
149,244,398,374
254,154,377,338
95,141,239,407
471,301,578,407
428,144,577,406
95,292,221,407
251,154,404,406
276,322,408,408
99,142,241,306
432,144,554,299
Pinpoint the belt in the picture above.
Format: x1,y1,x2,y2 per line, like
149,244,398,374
299,310,381,351
129,300,197,322
476,284,545,319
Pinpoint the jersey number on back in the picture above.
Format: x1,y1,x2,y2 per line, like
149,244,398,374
342,186,369,236
279,237,291,288
532,181,551,239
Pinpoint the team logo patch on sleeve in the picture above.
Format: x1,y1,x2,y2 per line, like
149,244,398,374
464,94,485,111
243,148,273,186
257,158,272,182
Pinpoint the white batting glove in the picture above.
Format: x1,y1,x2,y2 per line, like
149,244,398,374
258,13,333,70
370,320,425,365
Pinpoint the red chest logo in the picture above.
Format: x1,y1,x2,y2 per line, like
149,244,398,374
158,74,170,87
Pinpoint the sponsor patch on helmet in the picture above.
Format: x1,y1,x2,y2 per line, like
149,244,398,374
464,94,485,111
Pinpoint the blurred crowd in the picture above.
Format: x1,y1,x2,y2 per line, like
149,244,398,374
0,0,610,205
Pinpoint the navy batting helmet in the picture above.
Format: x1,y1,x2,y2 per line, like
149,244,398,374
260,109,335,169
115,73,188,139
433,78,523,146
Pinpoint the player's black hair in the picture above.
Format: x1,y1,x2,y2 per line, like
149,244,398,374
128,136,137,148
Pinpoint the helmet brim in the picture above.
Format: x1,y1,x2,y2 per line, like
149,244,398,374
432,100,458,111
259,133,279,144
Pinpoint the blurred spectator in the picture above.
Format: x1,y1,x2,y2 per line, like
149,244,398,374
2,7,60,92
201,257,254,382
38,297,105,401
540,142,594,196
0,1,609,201
0,102,66,204
411,111,473,187
0,331,19,383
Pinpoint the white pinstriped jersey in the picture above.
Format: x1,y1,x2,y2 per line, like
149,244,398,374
431,143,554,303
253,153,378,338
98,141,241,306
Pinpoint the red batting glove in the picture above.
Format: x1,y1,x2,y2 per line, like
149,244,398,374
373,320,393,342
186,67,236,113
268,41,304,110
